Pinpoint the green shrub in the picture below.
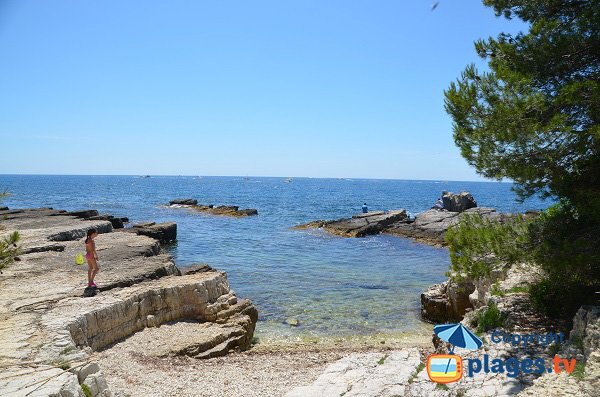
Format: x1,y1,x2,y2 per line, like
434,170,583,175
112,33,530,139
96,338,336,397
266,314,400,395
571,362,585,380
490,282,504,297
445,214,531,281
0,231,20,272
505,285,529,294
477,302,504,333
81,384,93,397
50,359,70,370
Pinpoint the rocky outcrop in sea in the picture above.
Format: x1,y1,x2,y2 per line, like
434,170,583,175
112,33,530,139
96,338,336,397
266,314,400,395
294,210,408,238
168,199,258,217
295,191,502,246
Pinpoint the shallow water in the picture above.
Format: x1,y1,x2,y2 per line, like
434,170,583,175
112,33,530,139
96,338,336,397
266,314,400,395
0,175,549,341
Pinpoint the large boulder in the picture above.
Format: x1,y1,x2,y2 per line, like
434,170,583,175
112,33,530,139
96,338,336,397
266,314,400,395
421,279,475,323
420,282,450,322
570,306,600,395
571,306,600,359
441,191,477,212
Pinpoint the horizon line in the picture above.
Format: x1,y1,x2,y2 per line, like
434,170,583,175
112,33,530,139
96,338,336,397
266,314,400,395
0,173,510,184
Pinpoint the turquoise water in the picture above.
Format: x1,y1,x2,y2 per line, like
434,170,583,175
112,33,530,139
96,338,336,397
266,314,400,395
0,175,549,340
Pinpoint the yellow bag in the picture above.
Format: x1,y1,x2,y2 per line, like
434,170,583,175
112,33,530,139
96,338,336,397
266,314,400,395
75,253,85,265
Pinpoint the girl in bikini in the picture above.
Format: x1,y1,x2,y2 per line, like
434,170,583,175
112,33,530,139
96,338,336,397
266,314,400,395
85,229,99,287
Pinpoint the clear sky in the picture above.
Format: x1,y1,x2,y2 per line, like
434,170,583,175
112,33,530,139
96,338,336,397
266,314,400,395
0,0,525,180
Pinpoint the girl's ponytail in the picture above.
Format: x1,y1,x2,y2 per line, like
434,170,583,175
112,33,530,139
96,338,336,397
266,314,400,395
85,228,97,244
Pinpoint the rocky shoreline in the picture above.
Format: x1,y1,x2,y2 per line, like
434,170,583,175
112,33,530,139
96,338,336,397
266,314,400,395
1,201,597,396
0,207,257,396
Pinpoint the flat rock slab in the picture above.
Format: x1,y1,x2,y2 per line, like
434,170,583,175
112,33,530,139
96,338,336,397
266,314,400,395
103,312,256,360
386,207,500,246
168,203,258,217
295,210,408,238
288,346,533,397
286,349,421,397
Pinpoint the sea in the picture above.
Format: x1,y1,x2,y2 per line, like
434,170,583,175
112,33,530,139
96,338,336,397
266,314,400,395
0,175,550,343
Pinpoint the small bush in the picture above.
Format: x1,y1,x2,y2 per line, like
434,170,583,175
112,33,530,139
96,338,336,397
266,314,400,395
490,283,504,297
0,231,21,272
477,302,504,333
51,359,70,370
81,384,93,397
571,362,585,380
506,285,529,294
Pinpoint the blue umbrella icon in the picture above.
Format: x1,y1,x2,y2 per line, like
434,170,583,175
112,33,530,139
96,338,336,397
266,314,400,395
434,323,483,374
434,323,483,353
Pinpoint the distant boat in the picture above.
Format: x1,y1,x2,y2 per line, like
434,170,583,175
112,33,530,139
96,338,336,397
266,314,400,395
142,175,151,178
284,178,293,183
244,176,251,181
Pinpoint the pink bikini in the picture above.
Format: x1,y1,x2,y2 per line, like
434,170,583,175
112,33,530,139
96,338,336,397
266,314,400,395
85,240,95,260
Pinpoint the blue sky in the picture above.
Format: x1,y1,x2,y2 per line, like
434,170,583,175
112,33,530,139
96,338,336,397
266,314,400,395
0,1,525,180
